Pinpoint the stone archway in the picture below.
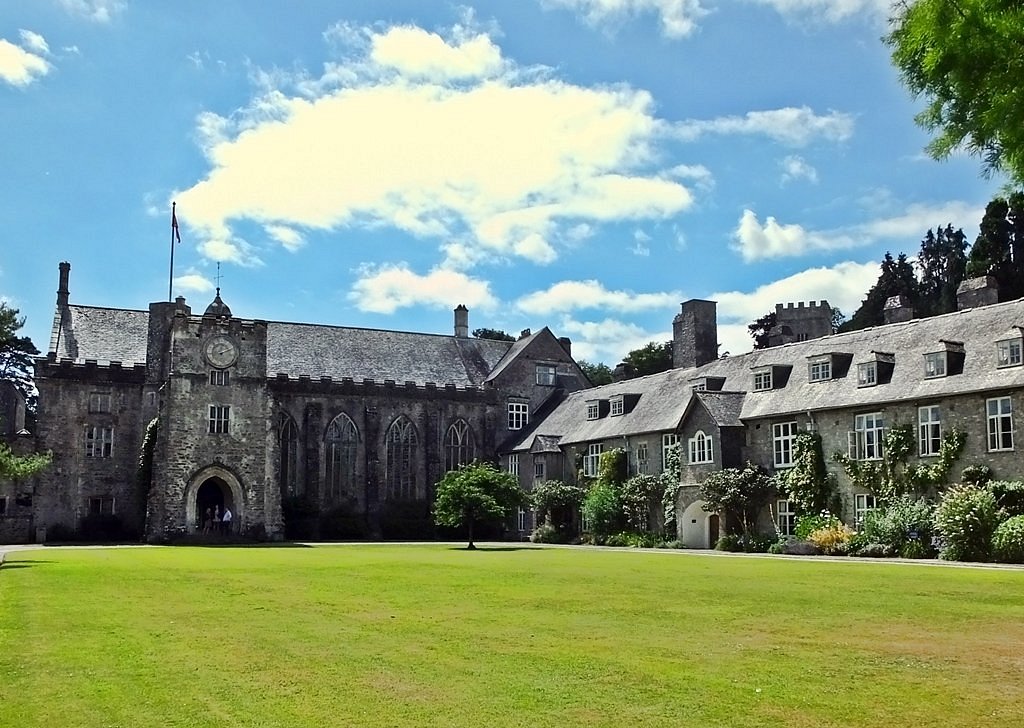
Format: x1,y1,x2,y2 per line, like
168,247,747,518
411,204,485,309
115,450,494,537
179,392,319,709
184,465,245,534
679,499,722,549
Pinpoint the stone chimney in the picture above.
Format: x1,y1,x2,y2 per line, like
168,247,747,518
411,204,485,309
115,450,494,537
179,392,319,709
454,304,469,338
612,362,636,381
57,261,71,309
558,336,572,357
957,276,1000,310
883,295,914,324
519,328,531,340
672,299,718,369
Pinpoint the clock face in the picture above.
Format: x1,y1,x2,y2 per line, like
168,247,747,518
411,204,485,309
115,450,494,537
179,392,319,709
204,335,239,369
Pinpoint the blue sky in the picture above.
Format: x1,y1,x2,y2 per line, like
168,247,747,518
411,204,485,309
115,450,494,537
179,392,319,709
0,0,1004,365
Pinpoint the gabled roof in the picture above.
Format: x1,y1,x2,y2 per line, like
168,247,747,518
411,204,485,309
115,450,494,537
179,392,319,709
48,304,514,386
510,297,1024,452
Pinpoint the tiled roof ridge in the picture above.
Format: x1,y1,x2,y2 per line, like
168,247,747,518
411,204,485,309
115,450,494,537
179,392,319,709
267,317,507,342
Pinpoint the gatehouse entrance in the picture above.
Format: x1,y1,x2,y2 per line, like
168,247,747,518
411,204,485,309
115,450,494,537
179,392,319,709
184,465,244,535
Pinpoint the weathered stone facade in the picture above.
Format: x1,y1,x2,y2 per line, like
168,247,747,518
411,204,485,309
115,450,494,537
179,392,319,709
6,263,588,544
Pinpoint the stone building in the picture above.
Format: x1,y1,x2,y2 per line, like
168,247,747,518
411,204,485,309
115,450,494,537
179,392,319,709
7,262,588,543
508,280,1024,547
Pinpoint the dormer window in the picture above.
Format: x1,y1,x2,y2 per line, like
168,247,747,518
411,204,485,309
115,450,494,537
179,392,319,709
586,401,600,420
857,362,877,387
753,368,772,391
997,338,1022,368
809,357,831,382
924,351,947,378
536,363,557,386
610,397,624,416
692,382,706,392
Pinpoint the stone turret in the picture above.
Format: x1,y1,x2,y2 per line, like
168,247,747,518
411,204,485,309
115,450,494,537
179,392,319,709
672,300,718,369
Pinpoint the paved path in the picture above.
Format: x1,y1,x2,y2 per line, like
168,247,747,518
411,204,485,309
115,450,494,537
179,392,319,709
3,540,1023,571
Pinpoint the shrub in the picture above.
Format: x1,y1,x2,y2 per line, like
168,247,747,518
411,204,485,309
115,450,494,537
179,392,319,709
714,533,773,553
992,515,1024,563
620,474,665,533
531,480,587,535
988,481,1024,517
582,482,623,543
795,512,839,540
605,531,661,548
900,540,927,559
807,522,855,555
960,464,993,487
934,484,1000,562
781,540,821,556
715,534,743,552
851,543,896,558
863,497,936,556
530,523,571,544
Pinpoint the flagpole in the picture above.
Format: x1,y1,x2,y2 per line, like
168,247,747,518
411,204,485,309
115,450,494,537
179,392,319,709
168,201,178,301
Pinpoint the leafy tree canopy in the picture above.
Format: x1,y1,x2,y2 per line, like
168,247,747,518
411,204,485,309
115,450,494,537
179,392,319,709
622,340,673,377
747,311,777,350
471,328,515,341
0,443,50,481
699,462,776,536
886,0,1024,185
0,302,40,408
965,193,1024,300
840,252,919,333
433,461,525,549
577,360,613,386
918,224,968,317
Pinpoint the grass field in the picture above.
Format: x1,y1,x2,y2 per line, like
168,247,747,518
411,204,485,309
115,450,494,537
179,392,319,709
1,545,1022,727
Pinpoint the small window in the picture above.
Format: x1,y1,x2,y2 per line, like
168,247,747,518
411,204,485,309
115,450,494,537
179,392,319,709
534,458,545,481
583,443,603,477
635,442,649,474
849,412,885,460
772,421,798,468
857,362,877,387
924,352,947,378
0,496,7,515
88,392,112,413
586,401,600,420
84,426,114,458
88,496,115,516
517,507,527,532
776,499,795,536
210,369,230,386
662,434,679,471
209,405,230,434
508,454,519,477
688,430,714,465
854,494,877,531
987,396,1014,452
753,369,772,391
918,405,941,457
507,402,529,430
997,339,1022,368
809,358,831,382
536,364,557,386
610,397,624,416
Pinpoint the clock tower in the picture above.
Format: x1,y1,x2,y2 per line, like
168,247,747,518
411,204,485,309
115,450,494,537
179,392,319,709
144,290,282,540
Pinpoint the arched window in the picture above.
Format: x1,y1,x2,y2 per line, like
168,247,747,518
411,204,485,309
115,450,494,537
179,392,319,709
280,415,301,497
325,413,359,503
386,416,418,500
688,430,714,465
444,419,475,472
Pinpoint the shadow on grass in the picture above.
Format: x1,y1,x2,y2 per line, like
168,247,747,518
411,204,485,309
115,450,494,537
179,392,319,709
445,545,538,552
0,559,55,570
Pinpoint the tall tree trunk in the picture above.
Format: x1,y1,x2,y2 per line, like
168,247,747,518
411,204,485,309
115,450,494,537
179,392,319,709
466,517,476,550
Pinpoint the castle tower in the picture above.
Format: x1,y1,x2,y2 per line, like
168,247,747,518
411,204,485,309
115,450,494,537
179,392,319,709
769,300,832,346
672,300,718,369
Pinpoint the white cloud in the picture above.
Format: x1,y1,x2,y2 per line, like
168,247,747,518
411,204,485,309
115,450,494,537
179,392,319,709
173,272,215,295
747,0,891,24
555,316,665,363
264,224,304,252
0,36,51,87
544,0,709,38
348,264,498,314
668,163,714,190
19,30,49,56
517,280,680,315
732,200,985,261
676,106,854,147
175,21,695,268
369,25,504,81
710,260,882,355
780,155,818,184
58,0,126,23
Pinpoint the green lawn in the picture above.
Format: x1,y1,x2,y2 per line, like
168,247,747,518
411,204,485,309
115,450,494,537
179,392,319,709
1,545,1022,727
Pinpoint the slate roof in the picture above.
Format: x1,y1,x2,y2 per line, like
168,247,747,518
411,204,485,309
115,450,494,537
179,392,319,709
510,298,1024,452
48,304,514,386
50,305,149,365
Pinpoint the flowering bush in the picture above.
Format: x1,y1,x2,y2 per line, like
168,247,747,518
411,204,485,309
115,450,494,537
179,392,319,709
863,497,936,557
807,522,856,555
795,511,840,540
992,515,1024,563
934,484,1000,562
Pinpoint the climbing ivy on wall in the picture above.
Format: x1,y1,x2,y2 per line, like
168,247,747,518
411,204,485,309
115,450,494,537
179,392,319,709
779,431,836,514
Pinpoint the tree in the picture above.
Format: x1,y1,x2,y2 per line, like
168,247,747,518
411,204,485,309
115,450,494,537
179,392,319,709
886,0,1024,185
747,310,777,349
0,303,40,410
918,224,968,317
577,360,613,386
472,328,515,342
966,193,1024,300
0,442,50,481
699,462,776,537
840,252,919,332
830,307,846,333
622,340,673,377
531,479,587,534
433,462,526,549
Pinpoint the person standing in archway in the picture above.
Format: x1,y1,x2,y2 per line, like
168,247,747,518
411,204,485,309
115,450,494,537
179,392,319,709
222,506,232,536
